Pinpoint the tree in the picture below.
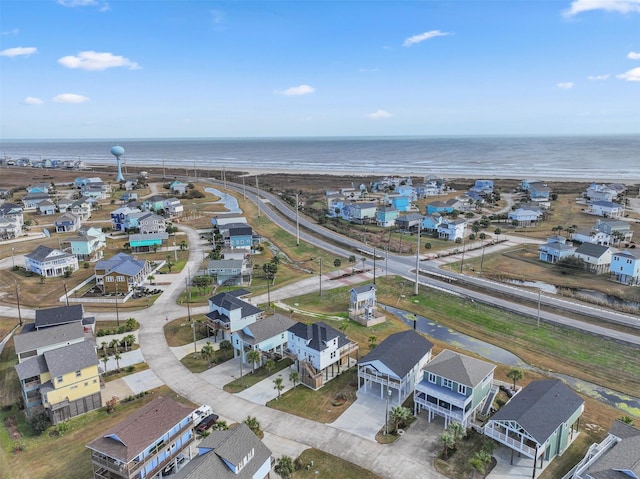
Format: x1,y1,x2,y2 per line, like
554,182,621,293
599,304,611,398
219,339,232,351
264,358,276,373
368,335,377,349
620,415,634,425
63,266,73,278
200,342,215,367
274,455,295,479
126,317,138,331
244,416,261,436
338,321,349,334
246,349,261,373
192,275,213,294
273,376,285,399
333,258,342,268
348,254,357,274
289,370,300,387
110,339,119,354
114,352,121,371
212,420,228,430
494,227,502,238
507,368,523,390
469,450,492,478
122,334,136,352
263,262,278,282
447,422,464,444
179,240,188,251
101,341,108,356
102,356,109,373
440,431,455,459
389,406,412,433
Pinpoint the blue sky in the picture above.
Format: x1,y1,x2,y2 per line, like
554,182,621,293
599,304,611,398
1,0,639,139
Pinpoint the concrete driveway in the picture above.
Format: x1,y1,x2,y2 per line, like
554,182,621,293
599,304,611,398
329,391,387,440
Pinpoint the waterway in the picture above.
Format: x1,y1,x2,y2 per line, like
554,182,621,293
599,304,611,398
384,305,640,417
204,187,242,215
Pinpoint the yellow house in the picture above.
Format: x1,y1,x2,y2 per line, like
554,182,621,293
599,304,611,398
15,340,101,424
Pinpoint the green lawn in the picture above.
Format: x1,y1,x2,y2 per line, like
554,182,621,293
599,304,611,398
180,347,234,373
292,448,383,479
224,358,293,393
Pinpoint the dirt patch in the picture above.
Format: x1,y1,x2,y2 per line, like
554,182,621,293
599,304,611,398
4,415,22,440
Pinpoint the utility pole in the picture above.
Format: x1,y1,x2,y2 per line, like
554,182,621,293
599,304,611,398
255,175,261,218
242,176,246,200
537,289,542,328
64,282,69,306
414,224,421,295
295,193,300,246
115,283,120,327
459,235,466,274
479,242,486,276
15,281,22,326
186,276,196,358
373,247,376,285
319,257,323,297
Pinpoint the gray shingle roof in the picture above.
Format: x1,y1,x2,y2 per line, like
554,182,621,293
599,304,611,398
13,322,85,355
489,379,583,445
15,354,48,380
35,304,84,329
358,330,433,378
25,245,75,263
575,242,611,258
172,424,272,479
351,284,375,295
236,314,296,345
43,339,98,378
288,321,348,352
207,291,261,319
423,349,495,388
86,396,196,463
579,421,640,479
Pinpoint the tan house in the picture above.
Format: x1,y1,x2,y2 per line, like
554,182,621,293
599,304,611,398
94,253,151,294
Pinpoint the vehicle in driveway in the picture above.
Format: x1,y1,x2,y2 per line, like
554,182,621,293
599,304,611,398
191,404,213,427
195,413,219,433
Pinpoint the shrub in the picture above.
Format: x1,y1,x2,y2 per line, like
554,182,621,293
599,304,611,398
29,412,51,434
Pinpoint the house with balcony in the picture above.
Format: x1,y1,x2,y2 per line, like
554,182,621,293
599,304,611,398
37,199,57,216
86,396,196,479
56,197,74,213
609,249,640,285
94,253,151,294
422,214,443,233
68,226,107,261
141,195,166,213
437,219,467,241
348,284,385,327
427,199,458,215
526,181,552,202
375,206,399,227
222,224,255,251
172,423,272,479
232,313,296,365
538,238,576,264
24,245,79,278
387,193,412,213
414,349,496,428
21,192,51,210
55,212,82,233
347,202,378,224
137,212,167,234
588,200,624,219
396,213,424,233
471,179,494,195
0,203,23,239
207,258,251,286
205,290,263,342
33,304,94,332
508,208,543,227
594,219,634,244
584,183,618,203
14,339,101,424
484,379,583,474
81,182,110,200
569,419,640,479
286,321,359,389
14,322,86,363
111,206,142,232
129,232,168,253
70,196,92,221
358,330,433,406
573,243,613,274
163,198,184,218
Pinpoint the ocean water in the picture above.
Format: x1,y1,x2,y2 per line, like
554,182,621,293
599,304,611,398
0,135,638,181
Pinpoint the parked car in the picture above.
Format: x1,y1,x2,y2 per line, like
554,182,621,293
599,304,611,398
195,413,219,433
163,455,186,475
191,404,213,427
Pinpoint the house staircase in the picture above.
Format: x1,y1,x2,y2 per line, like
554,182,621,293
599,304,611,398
480,385,499,417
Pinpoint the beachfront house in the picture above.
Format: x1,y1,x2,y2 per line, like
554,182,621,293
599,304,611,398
587,200,624,219
68,226,106,262
170,180,188,195
413,349,496,429
205,290,263,342
508,208,543,227
348,284,385,327
471,179,494,195
94,253,151,294
86,396,196,479
358,330,434,406
375,206,400,227
484,379,583,474
15,339,101,424
24,245,79,278
286,321,359,390
570,419,640,479
437,219,467,241
172,423,272,479
232,313,296,366
573,243,613,274
54,212,81,233
609,249,640,285
584,183,618,203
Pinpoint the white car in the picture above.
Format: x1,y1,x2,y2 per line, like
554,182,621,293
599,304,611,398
191,405,213,427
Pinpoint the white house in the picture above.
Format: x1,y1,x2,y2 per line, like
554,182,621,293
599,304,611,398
232,313,296,365
205,290,262,342
588,200,623,219
574,243,613,274
437,219,467,241
508,208,543,227
24,245,79,278
348,284,385,326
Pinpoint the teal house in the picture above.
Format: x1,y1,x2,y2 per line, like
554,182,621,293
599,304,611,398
413,349,495,428
484,379,583,473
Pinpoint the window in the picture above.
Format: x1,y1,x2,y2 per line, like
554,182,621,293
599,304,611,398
428,373,437,383
442,378,453,389
116,276,125,282
56,376,63,383
75,370,82,378
458,384,467,395
106,276,114,282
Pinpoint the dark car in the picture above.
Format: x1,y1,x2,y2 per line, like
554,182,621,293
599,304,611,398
195,413,219,433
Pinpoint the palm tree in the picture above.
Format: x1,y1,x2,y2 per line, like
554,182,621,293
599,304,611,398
212,420,228,430
114,352,121,371
440,431,455,459
338,321,349,334
389,406,412,433
246,349,261,373
289,370,300,387
507,368,524,390
273,376,284,399
244,416,261,436
109,339,119,354
101,341,108,356
101,356,109,374
264,358,276,374
447,422,464,443
274,455,295,479
368,335,377,349
122,334,135,352
200,342,215,367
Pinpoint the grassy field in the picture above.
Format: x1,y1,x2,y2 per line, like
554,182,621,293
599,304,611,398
293,448,383,479
164,316,211,347
224,358,293,393
0,386,196,479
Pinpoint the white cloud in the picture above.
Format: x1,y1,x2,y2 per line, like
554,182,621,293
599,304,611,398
2,28,20,36
557,82,575,89
276,85,315,96
617,67,640,81
403,30,450,47
587,73,610,80
367,109,393,120
0,46,37,57
564,0,640,16
58,51,140,71
57,0,97,6
628,51,640,59
23,97,43,105
52,93,89,103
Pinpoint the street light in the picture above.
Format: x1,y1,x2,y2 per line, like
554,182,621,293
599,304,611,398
11,247,15,270
537,289,542,328
318,257,323,297
385,387,392,435
414,224,421,295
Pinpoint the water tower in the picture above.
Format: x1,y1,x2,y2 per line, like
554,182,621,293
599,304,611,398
110,145,125,182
